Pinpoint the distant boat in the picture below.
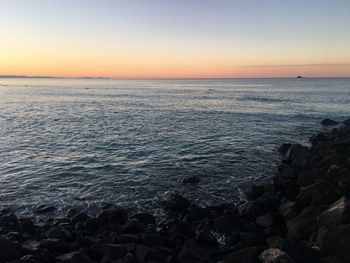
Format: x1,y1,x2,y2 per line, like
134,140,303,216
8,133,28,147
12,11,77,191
296,76,304,79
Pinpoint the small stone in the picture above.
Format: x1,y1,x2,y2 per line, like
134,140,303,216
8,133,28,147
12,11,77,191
56,251,92,262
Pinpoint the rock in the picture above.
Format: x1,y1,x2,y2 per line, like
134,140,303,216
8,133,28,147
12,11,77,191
21,240,41,253
319,196,350,229
97,206,128,225
317,224,350,263
97,243,127,259
34,205,56,214
196,229,218,246
259,248,295,263
84,218,101,233
286,206,321,239
274,238,320,263
162,194,191,211
181,176,200,184
121,218,145,234
178,238,217,262
238,194,279,220
0,237,21,261
45,225,72,240
310,133,329,145
56,251,92,262
279,202,297,221
131,213,156,225
279,144,292,155
214,214,241,234
134,245,166,263
224,246,265,263
71,212,89,225
186,204,211,222
343,118,350,125
321,119,339,126
40,238,71,252
296,171,315,187
256,213,276,228
320,257,342,263
245,184,265,201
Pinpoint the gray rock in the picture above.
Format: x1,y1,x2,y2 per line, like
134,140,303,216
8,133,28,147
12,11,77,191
224,246,265,263
162,194,191,211
0,237,20,261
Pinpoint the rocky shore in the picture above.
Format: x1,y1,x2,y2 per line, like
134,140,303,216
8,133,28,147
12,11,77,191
1,118,350,263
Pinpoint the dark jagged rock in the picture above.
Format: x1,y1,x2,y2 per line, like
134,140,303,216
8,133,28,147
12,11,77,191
279,143,292,155
130,212,156,225
97,206,128,225
321,119,339,126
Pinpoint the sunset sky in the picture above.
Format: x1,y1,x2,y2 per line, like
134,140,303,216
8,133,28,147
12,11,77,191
0,0,350,78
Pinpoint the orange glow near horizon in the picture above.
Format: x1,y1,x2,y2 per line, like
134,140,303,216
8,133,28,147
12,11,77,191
1,1,350,78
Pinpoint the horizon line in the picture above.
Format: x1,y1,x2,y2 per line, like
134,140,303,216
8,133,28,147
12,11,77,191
1,74,350,80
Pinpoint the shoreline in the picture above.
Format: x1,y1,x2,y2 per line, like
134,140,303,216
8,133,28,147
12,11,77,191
1,118,350,263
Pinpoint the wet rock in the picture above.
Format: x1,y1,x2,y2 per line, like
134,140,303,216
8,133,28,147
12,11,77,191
320,256,343,263
84,218,101,233
186,204,211,222
238,194,279,220
343,118,350,125
321,119,339,126
71,212,89,226
259,248,295,263
34,205,56,214
113,234,140,243
274,238,320,263
134,245,166,263
286,206,321,239
121,218,145,234
279,144,292,155
162,194,191,212
214,214,241,234
296,171,315,187
56,251,92,262
40,238,71,252
245,184,265,201
279,202,297,221
131,212,156,225
0,237,21,261
96,243,127,259
196,229,218,246
180,176,200,184
45,225,72,241
21,240,41,253
97,206,128,225
178,238,217,262
310,133,329,145
224,246,265,263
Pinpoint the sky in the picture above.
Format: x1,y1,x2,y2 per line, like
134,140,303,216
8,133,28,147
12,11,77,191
0,0,350,78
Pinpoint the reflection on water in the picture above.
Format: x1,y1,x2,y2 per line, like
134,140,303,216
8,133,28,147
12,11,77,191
0,78,349,215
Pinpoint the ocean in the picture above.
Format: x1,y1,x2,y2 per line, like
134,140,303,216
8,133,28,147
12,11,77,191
0,77,349,216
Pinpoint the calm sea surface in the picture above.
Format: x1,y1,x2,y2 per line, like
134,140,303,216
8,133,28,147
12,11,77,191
0,78,349,215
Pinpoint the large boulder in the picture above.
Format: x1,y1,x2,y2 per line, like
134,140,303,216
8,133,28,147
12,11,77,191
238,194,279,220
97,206,128,225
